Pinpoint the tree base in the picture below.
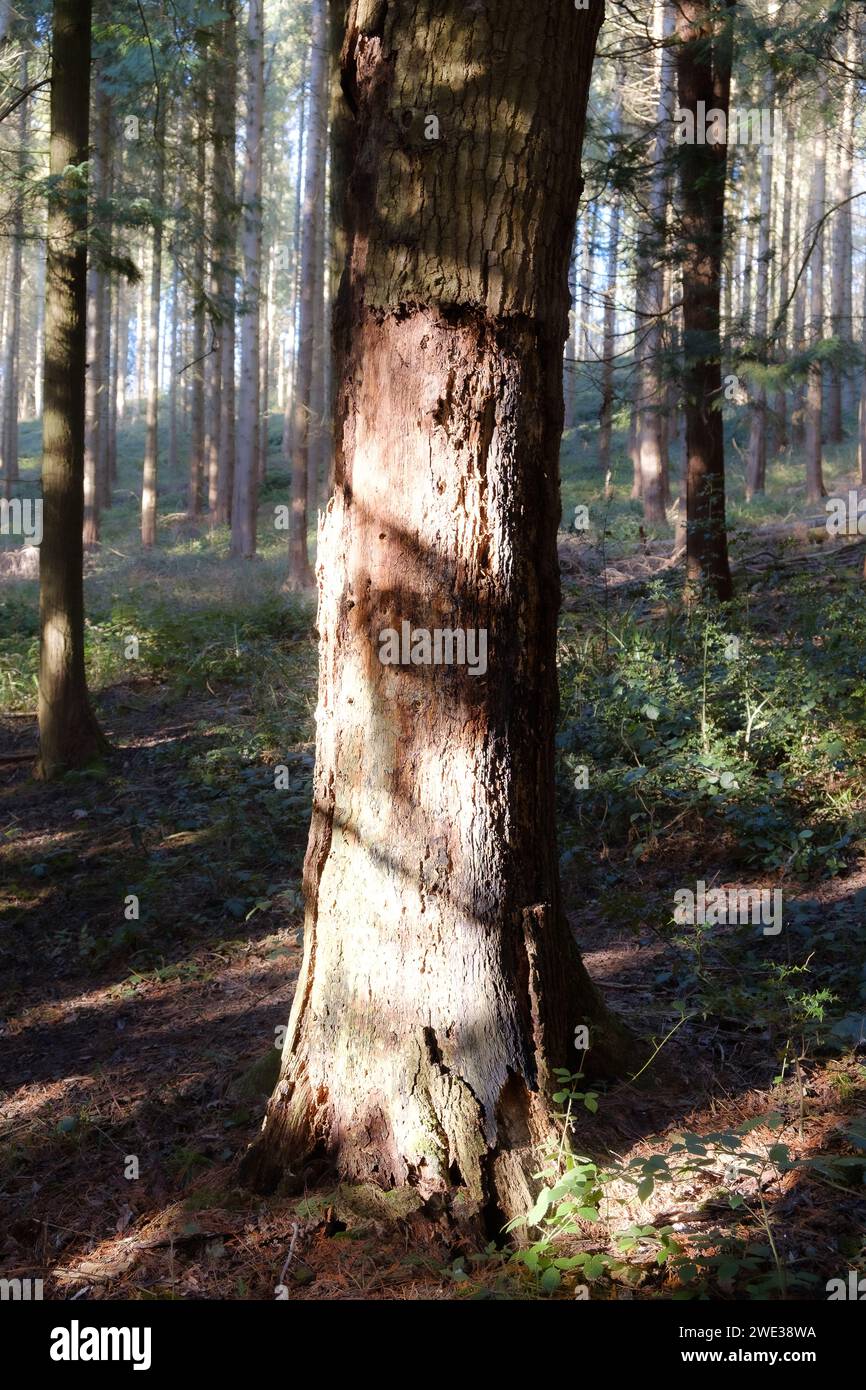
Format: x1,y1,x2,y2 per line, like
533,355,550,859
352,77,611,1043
238,948,638,1236
34,713,110,781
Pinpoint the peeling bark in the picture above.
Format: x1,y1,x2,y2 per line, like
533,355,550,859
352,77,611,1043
241,0,633,1232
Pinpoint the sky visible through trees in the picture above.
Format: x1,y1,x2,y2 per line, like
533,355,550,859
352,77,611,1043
0,0,866,1342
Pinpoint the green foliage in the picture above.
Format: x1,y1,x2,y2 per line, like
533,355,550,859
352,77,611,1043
510,1102,863,1299
557,591,865,878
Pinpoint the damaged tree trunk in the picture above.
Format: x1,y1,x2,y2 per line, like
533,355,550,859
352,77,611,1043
240,0,633,1231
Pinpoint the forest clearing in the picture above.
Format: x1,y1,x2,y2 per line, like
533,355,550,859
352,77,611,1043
1,0,866,1345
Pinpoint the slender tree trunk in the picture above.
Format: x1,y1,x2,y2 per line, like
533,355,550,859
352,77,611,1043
107,255,120,489
141,110,166,548
307,139,327,524
828,27,854,444
32,237,46,422
115,280,129,472
188,63,207,518
287,0,326,586
231,0,264,557
563,227,579,432
37,0,106,778
745,30,774,501
281,47,309,465
2,52,26,500
259,240,273,482
83,79,109,545
216,1,238,528
675,0,733,602
579,197,599,364
598,239,619,473
168,252,180,477
740,180,754,342
805,85,827,505
218,314,236,526
241,0,633,1226
205,163,222,519
636,1,675,525
791,145,807,450
135,237,147,413
98,132,113,511
771,110,793,454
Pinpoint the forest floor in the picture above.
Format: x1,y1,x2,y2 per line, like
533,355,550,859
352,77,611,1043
2,410,866,1300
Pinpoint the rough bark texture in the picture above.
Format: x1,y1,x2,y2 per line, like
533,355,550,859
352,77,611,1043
675,0,733,603
36,0,106,779
241,0,633,1231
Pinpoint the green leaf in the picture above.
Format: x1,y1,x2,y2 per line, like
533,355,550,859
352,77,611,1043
526,1187,554,1227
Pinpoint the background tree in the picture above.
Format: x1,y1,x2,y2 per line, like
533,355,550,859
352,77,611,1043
36,0,106,777
674,0,734,602
231,0,265,558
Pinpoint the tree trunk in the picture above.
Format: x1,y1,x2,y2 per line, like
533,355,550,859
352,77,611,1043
307,138,327,527
745,29,774,501
2,51,26,500
259,239,273,483
168,253,180,477
828,26,854,444
36,0,106,779
205,144,223,519
135,237,147,413
216,1,238,529
598,267,618,474
579,196,599,366
791,143,807,450
563,227,579,433
106,246,120,491
231,0,264,557
636,0,675,526
281,46,308,466
805,85,827,506
98,133,113,511
141,110,166,548
770,110,793,454
240,0,633,1229
675,0,733,602
83,80,110,543
188,60,207,518
287,0,326,587
114,275,128,466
